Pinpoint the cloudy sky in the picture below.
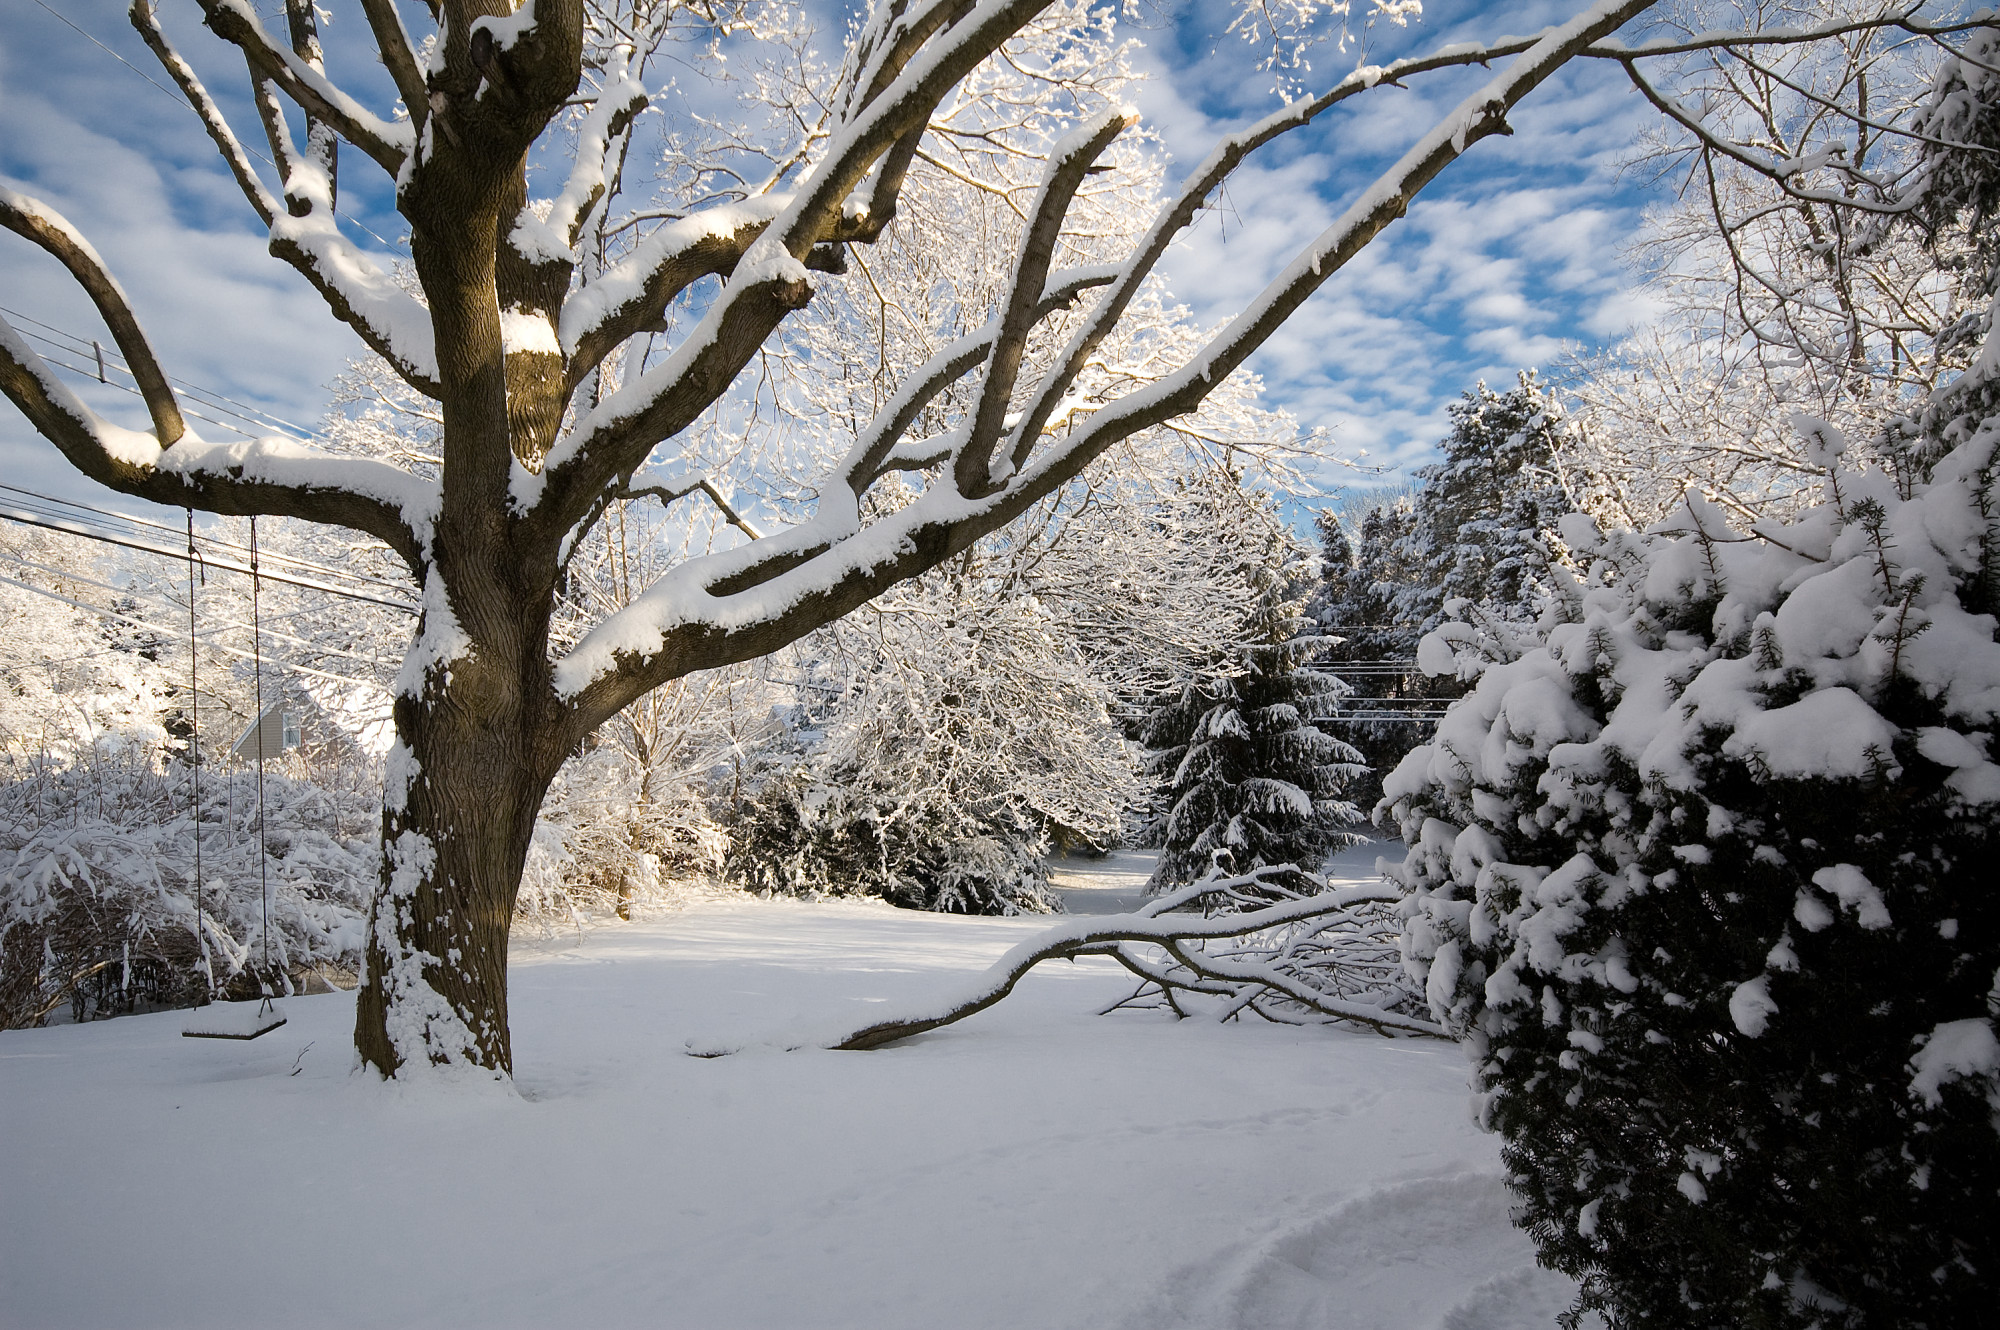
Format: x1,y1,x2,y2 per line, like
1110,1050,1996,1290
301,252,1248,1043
0,0,1668,522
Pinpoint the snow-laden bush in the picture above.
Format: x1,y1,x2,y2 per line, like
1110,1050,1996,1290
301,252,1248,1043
1,753,370,1028
731,583,1135,914
1383,413,2000,1327
732,772,1059,915
517,727,733,927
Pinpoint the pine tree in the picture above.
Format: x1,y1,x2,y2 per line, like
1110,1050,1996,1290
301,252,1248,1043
1396,372,1576,634
1312,500,1446,810
1145,549,1364,891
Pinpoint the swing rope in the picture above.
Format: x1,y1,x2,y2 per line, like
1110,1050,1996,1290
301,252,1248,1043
181,520,289,1040
250,516,272,993
186,510,210,997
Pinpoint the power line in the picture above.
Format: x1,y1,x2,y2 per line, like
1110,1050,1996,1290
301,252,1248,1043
0,569,390,693
0,506,418,613
0,484,415,596
0,306,320,442
0,485,412,597
1,305,322,439
0,548,404,669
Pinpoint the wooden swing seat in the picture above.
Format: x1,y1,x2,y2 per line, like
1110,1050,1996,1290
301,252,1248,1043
182,998,287,1041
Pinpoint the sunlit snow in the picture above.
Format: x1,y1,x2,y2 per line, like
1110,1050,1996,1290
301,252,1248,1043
0,846,1595,1329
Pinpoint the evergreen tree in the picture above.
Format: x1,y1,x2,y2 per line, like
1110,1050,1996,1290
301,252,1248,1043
1312,500,1446,810
1145,548,1365,891
1396,372,1577,634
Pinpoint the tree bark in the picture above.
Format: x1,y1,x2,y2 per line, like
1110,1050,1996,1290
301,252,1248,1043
354,634,565,1077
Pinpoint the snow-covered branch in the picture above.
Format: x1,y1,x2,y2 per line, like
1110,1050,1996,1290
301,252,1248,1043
356,0,430,136
0,321,430,569
544,0,1655,736
128,3,440,394
691,867,1440,1054
192,0,416,177
953,109,1133,498
528,0,1069,535
0,188,185,446
128,0,278,228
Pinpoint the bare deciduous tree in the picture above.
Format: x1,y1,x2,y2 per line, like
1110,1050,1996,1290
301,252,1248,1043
0,0,1657,1078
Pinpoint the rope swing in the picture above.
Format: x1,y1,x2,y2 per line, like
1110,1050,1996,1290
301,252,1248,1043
184,513,286,1041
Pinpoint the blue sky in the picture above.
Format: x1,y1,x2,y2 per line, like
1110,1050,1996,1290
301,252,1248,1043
0,0,1668,521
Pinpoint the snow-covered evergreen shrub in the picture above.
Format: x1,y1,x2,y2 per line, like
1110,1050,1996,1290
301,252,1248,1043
1384,420,2000,1327
1146,557,1364,891
1,753,370,1028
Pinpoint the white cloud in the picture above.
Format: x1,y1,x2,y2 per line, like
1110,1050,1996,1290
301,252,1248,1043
1114,1,1666,488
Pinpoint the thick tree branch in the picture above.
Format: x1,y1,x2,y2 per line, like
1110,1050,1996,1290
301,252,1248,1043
547,0,1656,735
530,0,1065,542
954,109,1132,498
129,0,277,228
688,873,1440,1055
0,319,427,571
241,78,441,396
193,0,413,177
358,0,430,135
0,187,184,445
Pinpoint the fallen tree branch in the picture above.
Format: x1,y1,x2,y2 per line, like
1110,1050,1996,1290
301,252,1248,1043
689,865,1443,1056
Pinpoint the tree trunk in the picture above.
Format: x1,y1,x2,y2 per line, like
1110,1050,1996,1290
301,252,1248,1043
352,585,565,1079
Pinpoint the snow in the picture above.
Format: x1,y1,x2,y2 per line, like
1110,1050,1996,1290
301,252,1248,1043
1808,863,1891,931
1908,1017,2000,1108
1728,976,1778,1037
0,873,1591,1329
499,307,560,356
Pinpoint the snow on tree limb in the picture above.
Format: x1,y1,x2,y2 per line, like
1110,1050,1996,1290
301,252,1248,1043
0,188,186,446
0,183,431,564
527,0,1068,533
0,318,431,568
128,0,280,228
192,0,416,176
547,0,1656,733
954,108,1134,498
128,3,441,394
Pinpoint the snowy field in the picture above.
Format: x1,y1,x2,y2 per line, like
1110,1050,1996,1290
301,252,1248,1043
1,846,1589,1329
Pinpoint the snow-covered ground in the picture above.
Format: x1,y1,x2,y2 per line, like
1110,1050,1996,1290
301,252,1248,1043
1,845,1588,1329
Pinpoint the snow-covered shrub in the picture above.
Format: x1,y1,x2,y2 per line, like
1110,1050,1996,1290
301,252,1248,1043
733,771,1059,914
517,725,733,927
731,578,1136,914
1384,419,2000,1327
1,753,370,1028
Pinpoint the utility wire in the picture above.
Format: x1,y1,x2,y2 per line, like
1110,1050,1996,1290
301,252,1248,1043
0,483,414,595
0,490,411,601
0,306,320,440
0,305,321,438
0,569,391,692
0,507,419,613
0,548,404,668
